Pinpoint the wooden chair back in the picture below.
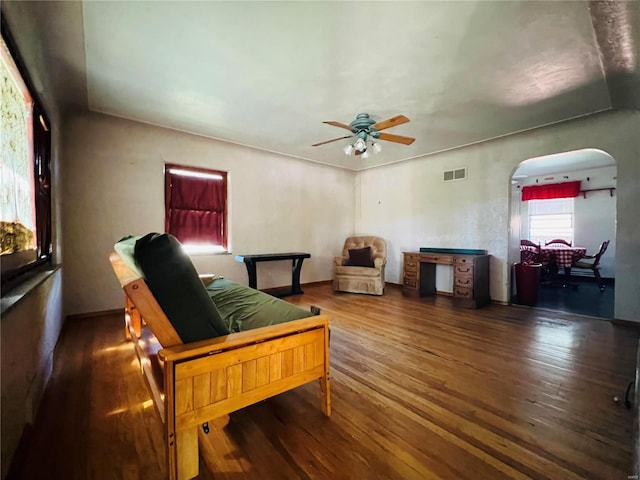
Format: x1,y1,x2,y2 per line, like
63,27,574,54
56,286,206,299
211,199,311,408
545,239,572,247
592,240,610,267
519,240,541,263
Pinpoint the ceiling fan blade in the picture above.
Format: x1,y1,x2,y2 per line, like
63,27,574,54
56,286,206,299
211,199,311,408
378,132,415,145
312,135,352,147
323,121,355,131
372,115,410,131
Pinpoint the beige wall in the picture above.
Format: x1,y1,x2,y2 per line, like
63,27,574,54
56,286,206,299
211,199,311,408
357,110,640,322
61,112,356,315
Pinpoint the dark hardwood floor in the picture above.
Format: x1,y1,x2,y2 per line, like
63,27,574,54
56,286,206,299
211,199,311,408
16,284,638,480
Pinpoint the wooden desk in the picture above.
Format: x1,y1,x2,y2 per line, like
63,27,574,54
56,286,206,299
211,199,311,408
402,250,490,308
235,252,311,297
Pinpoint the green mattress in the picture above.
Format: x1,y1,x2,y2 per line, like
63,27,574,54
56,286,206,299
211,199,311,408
206,278,313,333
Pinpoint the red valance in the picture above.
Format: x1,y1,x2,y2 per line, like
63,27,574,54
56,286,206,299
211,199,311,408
521,181,581,201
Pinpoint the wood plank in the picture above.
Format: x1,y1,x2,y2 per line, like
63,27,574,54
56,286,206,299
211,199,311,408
210,368,227,403
242,360,257,393
15,283,638,480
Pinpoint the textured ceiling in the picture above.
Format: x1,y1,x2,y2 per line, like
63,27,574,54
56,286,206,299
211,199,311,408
4,1,639,171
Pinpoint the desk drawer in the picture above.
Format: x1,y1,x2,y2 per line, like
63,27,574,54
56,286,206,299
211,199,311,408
405,254,421,262
419,254,453,264
403,278,418,288
453,286,473,299
454,264,474,276
454,276,473,288
404,260,418,272
455,256,476,266
404,270,417,279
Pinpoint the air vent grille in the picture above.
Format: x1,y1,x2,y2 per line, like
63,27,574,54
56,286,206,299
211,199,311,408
443,167,467,182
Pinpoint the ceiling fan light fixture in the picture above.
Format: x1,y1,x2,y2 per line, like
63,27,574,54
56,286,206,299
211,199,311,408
354,137,366,151
343,144,355,156
361,149,370,159
372,142,382,154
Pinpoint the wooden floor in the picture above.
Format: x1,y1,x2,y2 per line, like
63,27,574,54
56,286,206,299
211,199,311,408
17,284,638,480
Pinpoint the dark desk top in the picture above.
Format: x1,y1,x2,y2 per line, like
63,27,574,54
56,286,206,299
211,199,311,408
419,247,487,255
235,252,311,263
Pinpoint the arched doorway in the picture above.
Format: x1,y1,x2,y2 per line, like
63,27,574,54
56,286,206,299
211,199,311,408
508,148,617,318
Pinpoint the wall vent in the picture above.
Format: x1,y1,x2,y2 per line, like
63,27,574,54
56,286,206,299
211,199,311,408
443,167,467,182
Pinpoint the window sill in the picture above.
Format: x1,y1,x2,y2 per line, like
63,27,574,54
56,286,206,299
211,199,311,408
1,265,61,317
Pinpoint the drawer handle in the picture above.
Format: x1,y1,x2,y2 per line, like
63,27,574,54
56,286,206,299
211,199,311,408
458,267,471,273
459,279,470,285
456,289,467,296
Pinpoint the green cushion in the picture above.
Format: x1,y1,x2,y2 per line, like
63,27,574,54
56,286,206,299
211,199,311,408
133,233,230,343
205,278,313,332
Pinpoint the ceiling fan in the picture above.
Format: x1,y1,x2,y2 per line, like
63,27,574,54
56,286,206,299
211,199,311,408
312,113,415,157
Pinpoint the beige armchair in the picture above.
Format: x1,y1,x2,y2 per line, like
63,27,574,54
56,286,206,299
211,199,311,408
333,236,387,295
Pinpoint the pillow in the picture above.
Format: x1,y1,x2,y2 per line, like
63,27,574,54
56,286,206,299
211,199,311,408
133,233,230,343
114,235,143,277
345,246,374,267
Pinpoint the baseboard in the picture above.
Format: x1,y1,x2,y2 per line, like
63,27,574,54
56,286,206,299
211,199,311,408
301,280,333,288
611,319,640,332
66,308,124,322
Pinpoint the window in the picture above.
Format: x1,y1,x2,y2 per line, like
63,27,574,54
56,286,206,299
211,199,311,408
1,21,52,289
164,164,228,253
528,198,574,245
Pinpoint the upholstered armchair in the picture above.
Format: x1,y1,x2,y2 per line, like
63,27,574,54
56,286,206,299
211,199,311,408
333,236,387,295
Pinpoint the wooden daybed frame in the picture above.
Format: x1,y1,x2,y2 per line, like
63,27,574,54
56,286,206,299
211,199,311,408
109,253,331,480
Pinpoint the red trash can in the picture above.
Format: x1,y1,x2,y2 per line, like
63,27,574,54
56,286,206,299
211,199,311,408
514,262,542,306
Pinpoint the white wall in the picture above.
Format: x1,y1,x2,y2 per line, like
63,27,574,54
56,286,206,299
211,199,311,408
517,165,617,277
357,110,640,322
61,112,355,315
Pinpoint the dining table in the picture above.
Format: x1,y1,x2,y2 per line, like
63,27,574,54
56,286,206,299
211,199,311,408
540,245,587,282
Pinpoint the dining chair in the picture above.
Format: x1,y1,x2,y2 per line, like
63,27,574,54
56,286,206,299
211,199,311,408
545,239,572,247
519,240,541,263
572,240,610,291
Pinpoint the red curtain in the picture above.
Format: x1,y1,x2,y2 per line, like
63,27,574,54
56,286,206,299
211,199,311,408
165,170,226,246
521,181,581,201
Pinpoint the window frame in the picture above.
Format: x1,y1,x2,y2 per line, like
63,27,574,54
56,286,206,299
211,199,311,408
1,17,52,291
164,163,229,254
527,198,574,246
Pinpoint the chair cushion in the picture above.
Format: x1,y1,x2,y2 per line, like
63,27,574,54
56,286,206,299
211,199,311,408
133,232,230,343
573,260,598,270
335,265,380,277
345,246,374,267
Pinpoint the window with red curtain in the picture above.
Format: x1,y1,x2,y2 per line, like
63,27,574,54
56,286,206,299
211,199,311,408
164,164,228,252
521,181,581,201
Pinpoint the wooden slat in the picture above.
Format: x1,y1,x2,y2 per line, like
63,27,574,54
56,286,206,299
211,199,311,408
281,349,294,378
193,374,211,409
227,364,243,397
269,352,282,382
210,368,227,402
242,360,257,393
256,356,270,387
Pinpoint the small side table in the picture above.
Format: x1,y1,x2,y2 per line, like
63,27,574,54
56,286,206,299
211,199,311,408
235,252,311,297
